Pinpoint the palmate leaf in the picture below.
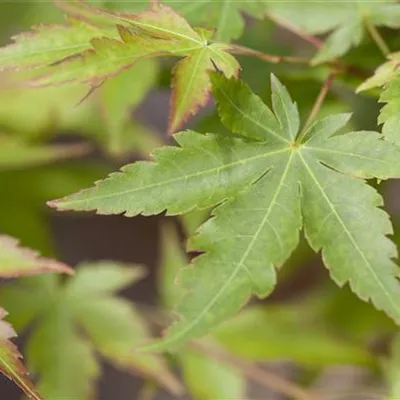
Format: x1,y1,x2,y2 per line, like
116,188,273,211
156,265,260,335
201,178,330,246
0,262,182,399
51,73,400,350
357,52,400,145
0,2,239,133
261,0,400,63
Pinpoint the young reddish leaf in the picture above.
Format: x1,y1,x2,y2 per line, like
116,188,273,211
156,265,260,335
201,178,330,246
169,43,240,133
0,2,240,133
0,309,42,400
92,3,240,132
0,236,72,277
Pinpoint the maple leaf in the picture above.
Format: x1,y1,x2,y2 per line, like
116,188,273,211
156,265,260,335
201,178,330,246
0,2,240,133
357,52,400,145
51,73,400,350
261,0,400,63
0,262,182,399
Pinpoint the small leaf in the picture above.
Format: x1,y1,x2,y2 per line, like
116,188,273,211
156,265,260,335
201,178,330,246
312,18,363,64
0,235,72,277
0,309,43,400
357,53,400,145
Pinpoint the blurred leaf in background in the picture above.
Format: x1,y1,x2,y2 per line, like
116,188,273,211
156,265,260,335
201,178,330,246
0,262,182,400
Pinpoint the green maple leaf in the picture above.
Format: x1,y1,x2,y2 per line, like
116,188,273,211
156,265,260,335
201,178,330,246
50,73,400,350
0,262,182,399
0,2,239,133
357,52,400,146
262,0,400,63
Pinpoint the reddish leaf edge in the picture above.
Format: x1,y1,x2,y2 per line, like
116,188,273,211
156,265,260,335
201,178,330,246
0,309,43,400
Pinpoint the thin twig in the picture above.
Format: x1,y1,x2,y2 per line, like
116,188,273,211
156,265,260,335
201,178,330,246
227,41,371,81
229,43,311,65
192,341,318,400
364,17,390,57
298,71,337,142
265,12,324,49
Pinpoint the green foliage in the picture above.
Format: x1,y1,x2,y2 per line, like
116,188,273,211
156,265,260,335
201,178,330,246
2,0,400,397
263,0,400,63
52,73,400,351
0,2,239,133
0,262,182,399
